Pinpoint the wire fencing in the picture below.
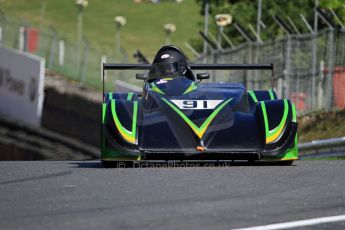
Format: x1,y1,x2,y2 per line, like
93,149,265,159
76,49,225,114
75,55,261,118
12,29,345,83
1,12,345,114
0,12,131,91
196,28,345,114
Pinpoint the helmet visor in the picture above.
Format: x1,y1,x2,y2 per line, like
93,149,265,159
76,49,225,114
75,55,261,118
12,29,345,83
152,61,182,78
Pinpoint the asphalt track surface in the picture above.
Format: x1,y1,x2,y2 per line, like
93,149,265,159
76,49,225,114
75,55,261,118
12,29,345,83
0,160,345,230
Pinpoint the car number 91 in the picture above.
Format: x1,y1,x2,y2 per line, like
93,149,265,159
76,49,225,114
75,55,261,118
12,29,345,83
170,100,223,110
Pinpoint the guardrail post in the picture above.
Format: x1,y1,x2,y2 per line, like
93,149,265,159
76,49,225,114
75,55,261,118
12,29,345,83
0,26,2,44
48,26,57,70
325,29,335,110
318,60,325,109
310,3,318,111
80,40,89,84
58,40,65,67
283,35,292,99
18,26,25,51
248,43,254,90
212,49,217,82
101,55,107,81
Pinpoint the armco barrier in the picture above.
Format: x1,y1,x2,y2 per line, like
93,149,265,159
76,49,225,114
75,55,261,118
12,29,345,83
299,137,345,157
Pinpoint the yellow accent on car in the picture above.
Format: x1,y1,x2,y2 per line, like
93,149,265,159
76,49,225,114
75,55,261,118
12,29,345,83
266,124,285,144
119,130,136,144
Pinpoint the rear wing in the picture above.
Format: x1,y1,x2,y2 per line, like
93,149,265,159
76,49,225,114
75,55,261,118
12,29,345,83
102,63,274,101
103,63,273,70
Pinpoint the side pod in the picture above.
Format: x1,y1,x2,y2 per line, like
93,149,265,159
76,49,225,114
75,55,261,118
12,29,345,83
101,98,141,160
248,90,277,103
257,99,298,161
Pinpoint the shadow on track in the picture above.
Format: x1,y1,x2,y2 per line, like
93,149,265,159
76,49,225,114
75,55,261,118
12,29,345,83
69,161,104,168
0,171,72,185
71,160,296,168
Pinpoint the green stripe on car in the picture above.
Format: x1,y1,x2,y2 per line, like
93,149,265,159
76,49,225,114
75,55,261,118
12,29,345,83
261,99,289,144
248,91,258,103
292,103,297,123
127,92,134,101
268,90,275,100
150,83,165,94
161,98,232,139
183,82,198,95
111,100,138,144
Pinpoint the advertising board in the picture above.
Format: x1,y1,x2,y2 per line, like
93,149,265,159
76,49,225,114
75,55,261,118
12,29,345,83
0,46,45,126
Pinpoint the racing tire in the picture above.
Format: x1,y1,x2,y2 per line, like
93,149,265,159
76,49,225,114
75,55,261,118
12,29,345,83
248,160,294,166
275,160,294,166
263,160,295,166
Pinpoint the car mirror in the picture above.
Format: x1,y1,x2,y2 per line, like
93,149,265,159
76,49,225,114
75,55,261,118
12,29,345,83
136,73,147,81
196,73,210,80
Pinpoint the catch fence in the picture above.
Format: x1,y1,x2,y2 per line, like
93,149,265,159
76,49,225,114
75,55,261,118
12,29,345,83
0,12,130,91
1,12,345,113
196,28,345,114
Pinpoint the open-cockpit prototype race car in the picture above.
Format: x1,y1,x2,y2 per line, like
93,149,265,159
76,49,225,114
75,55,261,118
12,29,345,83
101,45,298,167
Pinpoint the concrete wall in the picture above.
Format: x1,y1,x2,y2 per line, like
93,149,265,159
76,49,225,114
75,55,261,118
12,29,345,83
42,86,101,147
0,115,98,160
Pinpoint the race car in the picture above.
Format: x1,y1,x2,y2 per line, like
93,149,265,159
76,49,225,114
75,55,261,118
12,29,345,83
101,45,298,167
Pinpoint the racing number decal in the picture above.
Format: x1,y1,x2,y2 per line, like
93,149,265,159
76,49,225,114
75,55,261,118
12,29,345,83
171,100,223,110
162,98,232,138
182,100,197,109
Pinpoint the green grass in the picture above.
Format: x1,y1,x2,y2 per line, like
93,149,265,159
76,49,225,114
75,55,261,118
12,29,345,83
0,0,203,61
298,109,345,143
303,156,345,161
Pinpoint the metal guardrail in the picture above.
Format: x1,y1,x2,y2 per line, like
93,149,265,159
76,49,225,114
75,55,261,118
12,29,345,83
299,137,345,158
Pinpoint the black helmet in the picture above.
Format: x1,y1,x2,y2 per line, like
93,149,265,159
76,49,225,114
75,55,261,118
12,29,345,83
148,46,193,81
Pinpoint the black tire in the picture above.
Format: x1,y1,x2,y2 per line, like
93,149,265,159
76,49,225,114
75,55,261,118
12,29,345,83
275,160,294,166
263,160,294,166
248,160,294,166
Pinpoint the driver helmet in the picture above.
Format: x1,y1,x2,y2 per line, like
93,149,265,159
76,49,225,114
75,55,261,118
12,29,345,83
152,49,187,78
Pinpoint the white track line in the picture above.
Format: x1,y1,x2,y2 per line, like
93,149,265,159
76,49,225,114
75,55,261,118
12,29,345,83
232,214,345,230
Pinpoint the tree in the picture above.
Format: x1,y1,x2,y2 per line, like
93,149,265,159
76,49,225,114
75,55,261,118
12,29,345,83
192,0,345,50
